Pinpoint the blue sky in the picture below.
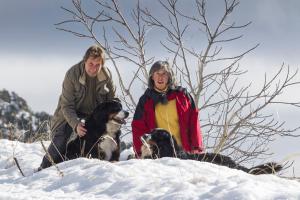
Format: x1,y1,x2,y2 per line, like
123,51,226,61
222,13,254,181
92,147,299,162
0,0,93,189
1,0,300,175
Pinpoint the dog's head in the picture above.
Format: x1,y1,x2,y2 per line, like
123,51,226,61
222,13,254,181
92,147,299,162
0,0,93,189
140,128,180,159
92,100,129,125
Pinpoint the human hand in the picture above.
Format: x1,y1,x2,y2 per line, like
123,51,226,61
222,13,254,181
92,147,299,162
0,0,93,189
76,122,87,137
190,147,203,154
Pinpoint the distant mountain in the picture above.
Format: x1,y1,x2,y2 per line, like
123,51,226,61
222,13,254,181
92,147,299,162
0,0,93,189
0,89,51,142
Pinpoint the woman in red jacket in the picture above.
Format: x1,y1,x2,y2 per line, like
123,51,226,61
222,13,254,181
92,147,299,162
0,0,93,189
132,61,203,157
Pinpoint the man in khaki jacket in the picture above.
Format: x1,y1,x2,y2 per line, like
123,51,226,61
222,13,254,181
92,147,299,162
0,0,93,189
39,45,116,170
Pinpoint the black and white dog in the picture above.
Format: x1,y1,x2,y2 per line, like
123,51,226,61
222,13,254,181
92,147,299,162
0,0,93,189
141,128,283,175
65,100,129,161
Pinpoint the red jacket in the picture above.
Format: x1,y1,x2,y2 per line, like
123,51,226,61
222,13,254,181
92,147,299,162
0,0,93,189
132,87,203,156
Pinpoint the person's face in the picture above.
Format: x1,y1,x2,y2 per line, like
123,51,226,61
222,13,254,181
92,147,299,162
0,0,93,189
84,57,102,77
152,69,169,91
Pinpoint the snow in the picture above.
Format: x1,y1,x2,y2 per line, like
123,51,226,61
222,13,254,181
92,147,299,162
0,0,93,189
1,139,300,200
15,110,31,120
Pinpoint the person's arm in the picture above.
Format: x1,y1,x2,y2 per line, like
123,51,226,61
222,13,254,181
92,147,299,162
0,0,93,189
186,92,204,153
60,72,81,131
132,96,150,157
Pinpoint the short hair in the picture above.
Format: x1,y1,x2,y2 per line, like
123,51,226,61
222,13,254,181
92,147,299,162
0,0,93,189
83,45,105,65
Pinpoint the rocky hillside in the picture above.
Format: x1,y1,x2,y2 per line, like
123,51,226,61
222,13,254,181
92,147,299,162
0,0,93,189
0,89,51,142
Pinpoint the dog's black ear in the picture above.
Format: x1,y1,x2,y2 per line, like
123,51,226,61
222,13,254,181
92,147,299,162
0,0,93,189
151,129,172,142
92,103,108,122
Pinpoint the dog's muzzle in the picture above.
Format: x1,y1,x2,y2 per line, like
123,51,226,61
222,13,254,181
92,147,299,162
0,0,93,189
112,110,129,124
112,117,126,124
141,133,152,144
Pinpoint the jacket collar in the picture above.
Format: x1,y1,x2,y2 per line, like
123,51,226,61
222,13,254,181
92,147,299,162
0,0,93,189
78,61,108,85
145,88,170,105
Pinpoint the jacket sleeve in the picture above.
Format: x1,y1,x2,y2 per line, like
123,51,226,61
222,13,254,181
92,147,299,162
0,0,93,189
131,96,149,157
187,93,204,153
60,72,80,131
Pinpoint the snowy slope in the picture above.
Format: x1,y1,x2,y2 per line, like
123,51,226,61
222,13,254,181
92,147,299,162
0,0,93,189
0,139,300,200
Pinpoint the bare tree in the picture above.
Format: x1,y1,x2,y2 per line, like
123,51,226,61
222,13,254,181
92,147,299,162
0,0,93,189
56,0,300,164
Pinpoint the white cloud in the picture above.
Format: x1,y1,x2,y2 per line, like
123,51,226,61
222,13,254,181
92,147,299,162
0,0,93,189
0,54,78,113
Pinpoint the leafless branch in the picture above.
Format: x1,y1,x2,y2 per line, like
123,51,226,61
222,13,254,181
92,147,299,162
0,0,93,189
56,0,300,168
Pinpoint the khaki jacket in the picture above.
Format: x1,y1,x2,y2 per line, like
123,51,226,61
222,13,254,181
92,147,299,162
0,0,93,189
50,61,116,132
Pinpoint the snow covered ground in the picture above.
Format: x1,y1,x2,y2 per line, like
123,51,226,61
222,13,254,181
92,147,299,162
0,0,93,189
1,139,300,200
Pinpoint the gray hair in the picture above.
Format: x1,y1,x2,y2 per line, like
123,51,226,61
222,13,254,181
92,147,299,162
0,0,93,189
148,61,176,89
